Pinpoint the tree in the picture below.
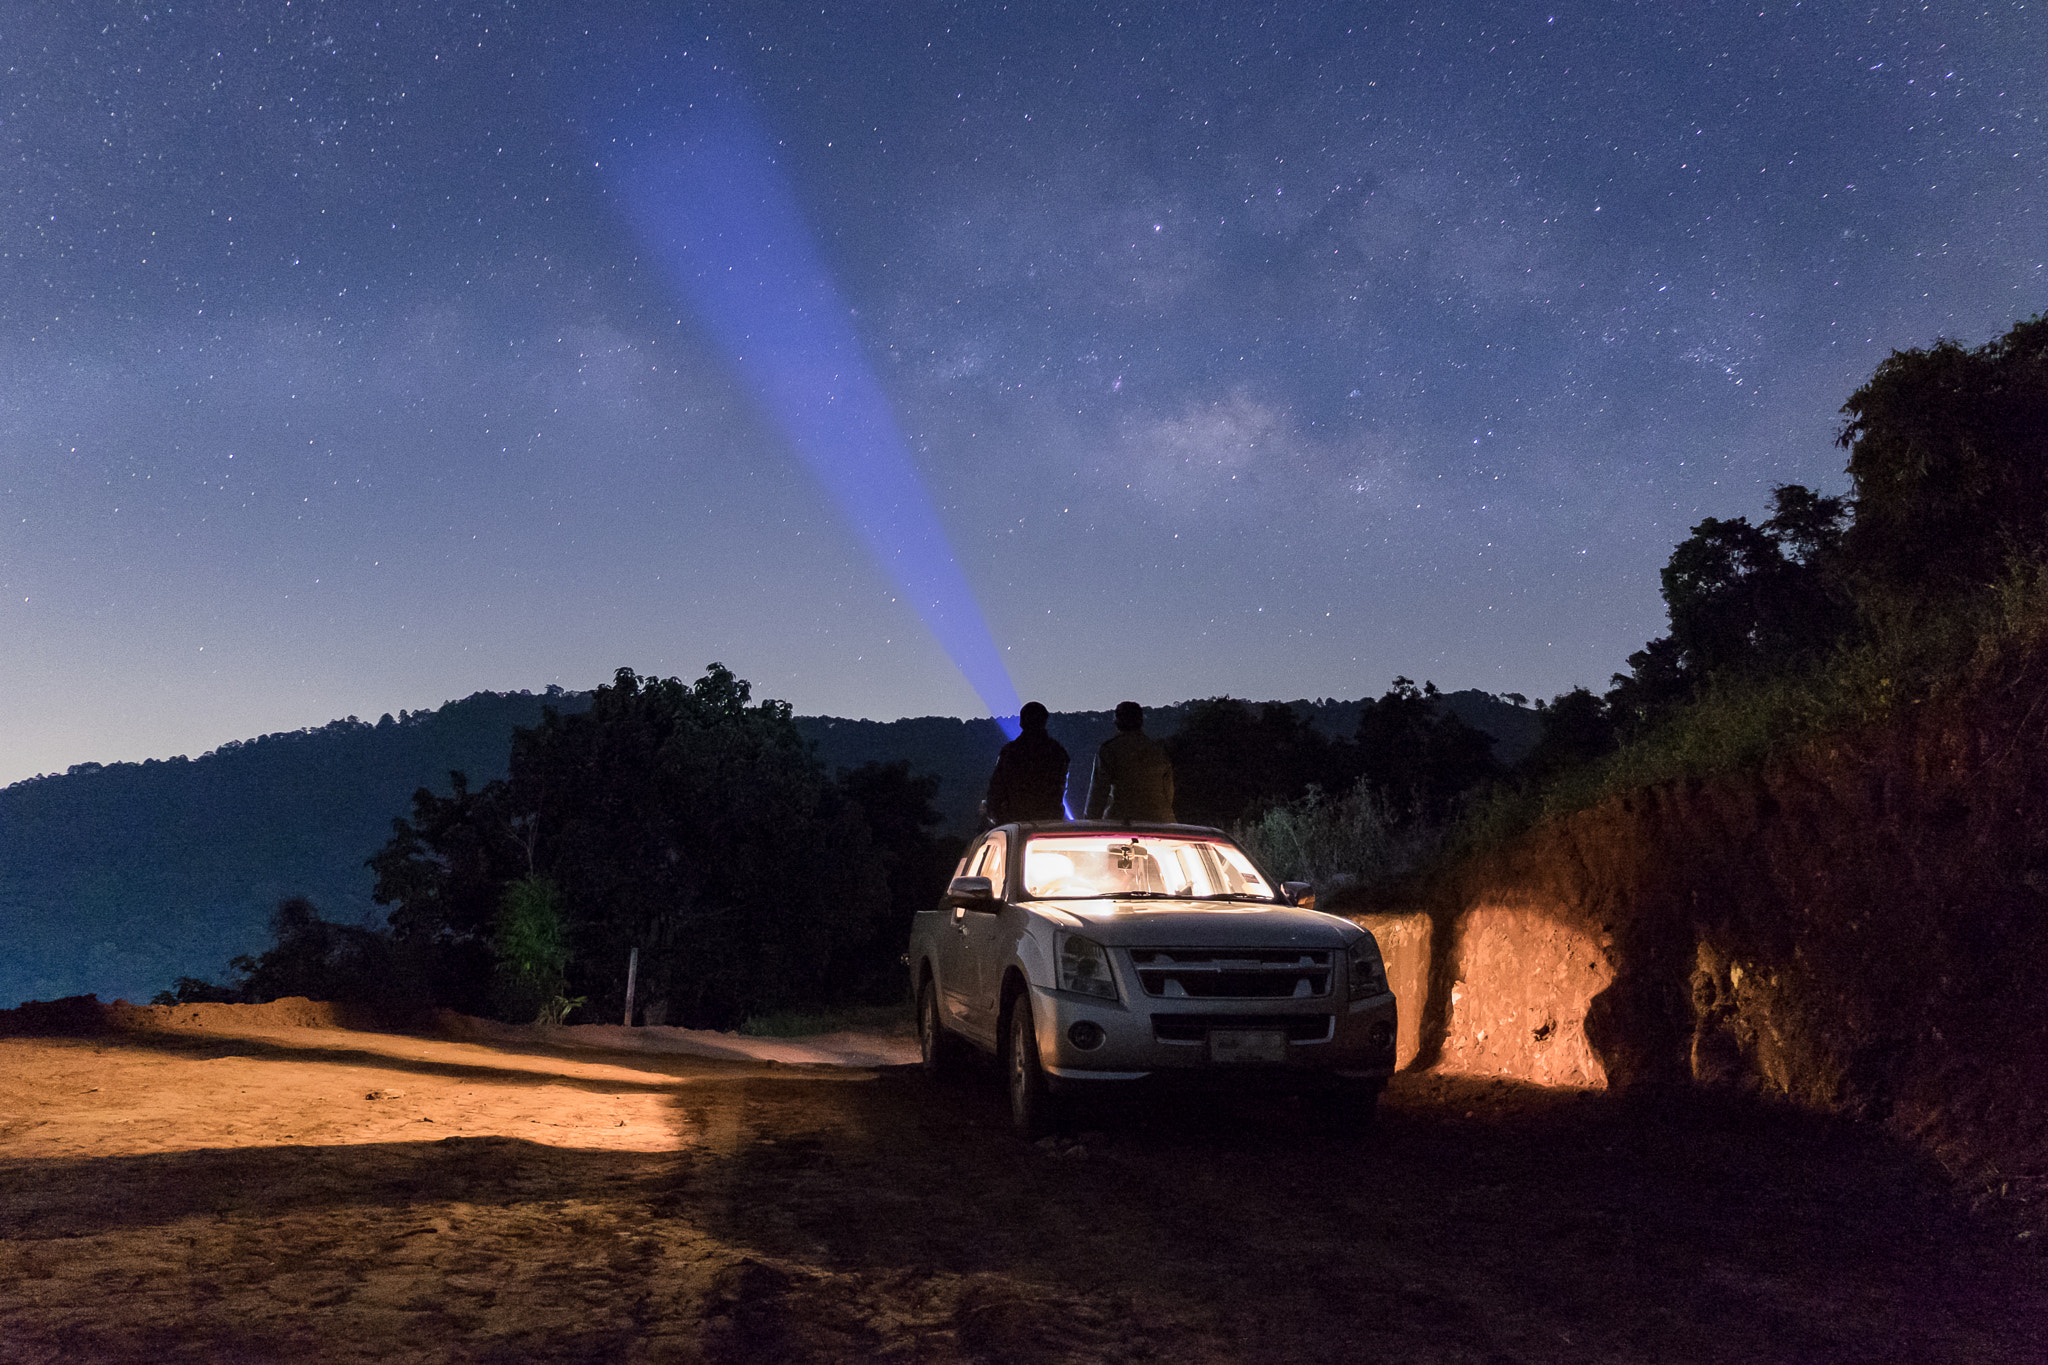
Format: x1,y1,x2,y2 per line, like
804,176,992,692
1609,483,1850,735
1352,678,1498,825
1606,635,1690,741
366,770,525,1013
1663,486,1850,679
1661,515,1788,675
1166,698,1350,827
1559,316,2045,776
833,760,960,1001
511,665,888,1026
370,664,909,1028
1837,314,2048,604
1516,687,1617,785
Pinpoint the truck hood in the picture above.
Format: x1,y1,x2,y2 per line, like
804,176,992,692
1031,898,1358,948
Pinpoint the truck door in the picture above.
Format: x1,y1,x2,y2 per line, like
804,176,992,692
938,831,1008,1049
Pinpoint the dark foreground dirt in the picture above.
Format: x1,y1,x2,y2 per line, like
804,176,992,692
2,1022,2042,1364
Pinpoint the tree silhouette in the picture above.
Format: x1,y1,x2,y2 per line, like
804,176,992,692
1352,679,1498,825
370,665,934,1028
1838,314,2048,605
1609,483,1850,734
1166,698,1350,827
833,760,958,1001
1516,687,1617,786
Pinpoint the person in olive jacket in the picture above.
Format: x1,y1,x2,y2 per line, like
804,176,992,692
984,701,1070,823
1084,701,1176,822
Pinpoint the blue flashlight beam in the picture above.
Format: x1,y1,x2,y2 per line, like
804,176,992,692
609,93,1021,733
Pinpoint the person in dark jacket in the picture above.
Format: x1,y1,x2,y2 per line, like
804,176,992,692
1085,701,1176,822
985,701,1070,823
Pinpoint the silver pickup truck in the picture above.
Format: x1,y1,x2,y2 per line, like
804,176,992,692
907,820,1397,1135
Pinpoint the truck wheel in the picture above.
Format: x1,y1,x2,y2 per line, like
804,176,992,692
1005,995,1057,1138
918,979,971,1081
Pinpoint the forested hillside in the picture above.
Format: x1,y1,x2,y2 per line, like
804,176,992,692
0,691,589,1008
804,692,1540,832
2,687,1536,1009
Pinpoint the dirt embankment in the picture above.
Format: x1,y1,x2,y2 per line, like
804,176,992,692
1344,642,2048,1228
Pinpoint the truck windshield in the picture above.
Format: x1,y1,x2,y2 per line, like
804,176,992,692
1020,833,1275,901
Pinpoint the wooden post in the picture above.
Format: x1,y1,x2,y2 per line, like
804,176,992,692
623,947,639,1027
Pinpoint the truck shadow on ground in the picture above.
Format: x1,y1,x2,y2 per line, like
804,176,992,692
653,1067,2044,1364
4,1058,2043,1364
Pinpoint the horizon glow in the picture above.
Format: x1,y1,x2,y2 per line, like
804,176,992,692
604,64,1022,737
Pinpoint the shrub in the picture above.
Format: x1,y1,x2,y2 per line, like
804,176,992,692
1444,559,2048,866
491,875,574,1024
1235,779,1422,892
160,896,429,1019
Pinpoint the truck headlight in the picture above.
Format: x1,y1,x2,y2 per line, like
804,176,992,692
1347,936,1388,999
1057,933,1118,1000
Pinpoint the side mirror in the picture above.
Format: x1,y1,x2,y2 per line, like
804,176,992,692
946,875,997,907
1280,881,1315,908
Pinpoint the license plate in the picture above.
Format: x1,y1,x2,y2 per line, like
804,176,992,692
1208,1028,1288,1065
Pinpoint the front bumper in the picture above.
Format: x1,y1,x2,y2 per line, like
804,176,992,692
1028,981,1398,1086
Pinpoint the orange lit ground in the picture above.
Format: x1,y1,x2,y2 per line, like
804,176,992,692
2,1021,2042,1364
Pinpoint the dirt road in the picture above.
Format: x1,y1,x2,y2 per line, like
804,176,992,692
2,1019,2041,1363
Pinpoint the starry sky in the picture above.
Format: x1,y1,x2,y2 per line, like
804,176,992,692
3,1,2042,786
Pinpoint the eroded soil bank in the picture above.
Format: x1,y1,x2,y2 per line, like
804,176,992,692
1340,637,2048,1236
3,1014,2044,1364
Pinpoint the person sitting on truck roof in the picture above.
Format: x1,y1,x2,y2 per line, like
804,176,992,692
985,701,1069,824
1084,701,1175,823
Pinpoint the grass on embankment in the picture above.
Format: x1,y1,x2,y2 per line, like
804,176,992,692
1450,565,2048,865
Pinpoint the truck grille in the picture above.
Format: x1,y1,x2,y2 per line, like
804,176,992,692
1129,948,1332,999
1151,1013,1334,1043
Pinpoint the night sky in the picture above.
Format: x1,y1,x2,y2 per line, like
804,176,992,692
4,2,2041,786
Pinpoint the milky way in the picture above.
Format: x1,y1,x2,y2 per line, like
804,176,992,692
2,1,2040,783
